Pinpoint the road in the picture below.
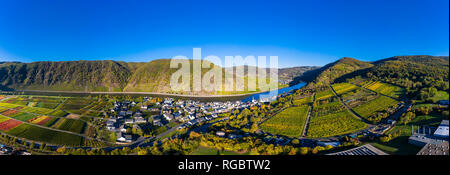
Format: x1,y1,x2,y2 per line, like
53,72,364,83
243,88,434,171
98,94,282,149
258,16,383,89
329,85,368,122
301,93,315,138
16,89,268,98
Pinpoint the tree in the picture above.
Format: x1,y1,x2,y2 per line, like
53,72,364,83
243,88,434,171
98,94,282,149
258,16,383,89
291,139,300,145
299,147,308,155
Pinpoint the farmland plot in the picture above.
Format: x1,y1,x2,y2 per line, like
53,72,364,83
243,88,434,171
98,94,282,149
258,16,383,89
353,96,399,123
260,106,310,137
6,124,83,146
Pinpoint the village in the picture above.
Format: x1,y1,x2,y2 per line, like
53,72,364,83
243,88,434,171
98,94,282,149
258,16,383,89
105,97,262,143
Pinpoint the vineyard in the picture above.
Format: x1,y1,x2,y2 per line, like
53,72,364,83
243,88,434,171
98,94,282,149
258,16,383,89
293,96,313,106
0,118,23,131
360,81,405,99
260,106,310,137
51,118,87,134
340,87,378,108
315,88,334,100
307,110,367,138
312,101,345,117
307,96,367,138
6,123,83,146
331,83,358,95
4,96,66,109
353,96,399,123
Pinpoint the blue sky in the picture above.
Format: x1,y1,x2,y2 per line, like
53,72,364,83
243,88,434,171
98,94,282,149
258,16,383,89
0,0,448,67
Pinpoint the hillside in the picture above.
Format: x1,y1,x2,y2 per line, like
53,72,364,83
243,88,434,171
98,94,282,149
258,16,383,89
363,55,449,97
294,57,373,88
0,59,316,95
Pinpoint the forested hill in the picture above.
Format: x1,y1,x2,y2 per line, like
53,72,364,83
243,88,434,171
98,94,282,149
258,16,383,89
0,59,318,94
294,57,374,88
363,55,449,96
294,55,449,95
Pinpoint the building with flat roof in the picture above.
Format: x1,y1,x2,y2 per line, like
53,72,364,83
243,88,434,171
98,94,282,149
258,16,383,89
416,141,449,155
328,144,388,155
433,120,448,139
408,120,449,147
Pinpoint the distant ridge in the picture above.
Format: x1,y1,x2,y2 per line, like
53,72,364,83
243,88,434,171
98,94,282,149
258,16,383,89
0,59,318,95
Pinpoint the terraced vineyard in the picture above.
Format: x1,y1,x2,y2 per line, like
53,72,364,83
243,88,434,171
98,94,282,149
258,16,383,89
353,96,399,123
360,81,405,99
260,106,310,137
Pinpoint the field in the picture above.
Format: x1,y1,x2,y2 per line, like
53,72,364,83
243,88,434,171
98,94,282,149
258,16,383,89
429,91,449,103
51,118,86,134
307,98,367,138
3,96,65,109
0,115,9,123
0,118,23,131
6,123,83,146
0,95,113,147
20,106,54,114
331,83,358,95
29,116,52,125
361,81,405,99
315,88,334,100
59,98,94,110
7,112,37,122
307,110,367,138
353,96,399,123
312,101,345,117
293,96,313,106
340,87,378,108
260,106,310,137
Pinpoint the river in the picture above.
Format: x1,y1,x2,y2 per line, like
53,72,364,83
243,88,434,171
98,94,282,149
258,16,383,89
241,82,307,102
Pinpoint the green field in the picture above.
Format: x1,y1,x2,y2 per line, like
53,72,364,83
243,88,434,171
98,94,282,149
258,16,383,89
0,102,22,109
0,115,10,123
20,106,54,114
293,96,313,106
8,112,37,122
51,118,86,134
312,101,345,117
430,91,449,103
6,123,83,146
332,83,358,95
307,110,367,138
315,88,334,100
353,96,399,123
260,106,310,137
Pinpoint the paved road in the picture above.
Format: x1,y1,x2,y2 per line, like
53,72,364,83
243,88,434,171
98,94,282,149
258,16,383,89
17,89,266,98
